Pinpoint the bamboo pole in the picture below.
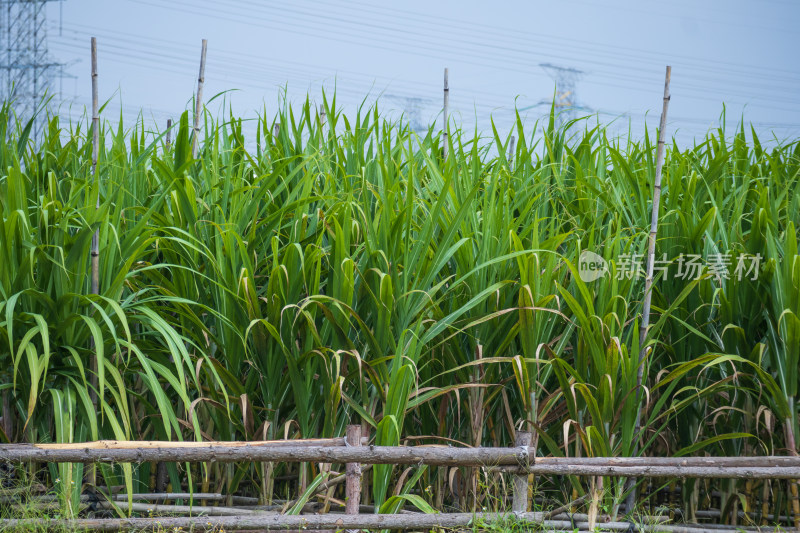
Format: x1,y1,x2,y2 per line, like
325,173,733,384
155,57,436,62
628,65,672,515
512,431,532,513
6,443,800,477
165,118,172,152
89,36,100,406
240,503,389,514
191,39,207,159
0,513,567,532
11,501,269,517
29,438,360,450
442,67,449,159
531,456,800,467
360,422,371,507
784,422,800,531
0,512,781,533
468,343,485,510
1,388,12,442
695,509,790,523
507,134,516,170
2,493,257,504
509,464,800,479
154,462,168,493
345,425,361,515
88,36,101,490
345,425,361,533
95,501,268,516
550,512,669,524
0,443,529,465
634,64,672,415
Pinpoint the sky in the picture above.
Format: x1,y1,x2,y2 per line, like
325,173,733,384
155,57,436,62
44,0,800,146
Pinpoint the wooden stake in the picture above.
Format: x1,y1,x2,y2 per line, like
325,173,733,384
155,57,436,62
191,39,207,159
512,431,532,513
442,67,449,159
628,65,671,515
345,425,362,532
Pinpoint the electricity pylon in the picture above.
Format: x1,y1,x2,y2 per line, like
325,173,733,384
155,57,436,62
0,0,66,138
539,63,585,128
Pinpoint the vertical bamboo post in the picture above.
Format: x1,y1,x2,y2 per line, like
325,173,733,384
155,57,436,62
345,424,362,526
191,39,207,159
319,104,326,152
507,135,516,171
89,36,100,411
165,118,172,152
1,392,12,442
784,423,800,531
512,431,531,513
627,65,672,516
88,36,100,489
360,422,371,507
442,67,449,159
469,344,485,511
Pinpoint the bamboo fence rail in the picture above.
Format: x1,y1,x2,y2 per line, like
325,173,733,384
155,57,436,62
2,430,797,530
3,442,800,478
0,512,783,532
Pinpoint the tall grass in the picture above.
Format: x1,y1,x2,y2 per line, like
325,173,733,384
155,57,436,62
0,97,798,522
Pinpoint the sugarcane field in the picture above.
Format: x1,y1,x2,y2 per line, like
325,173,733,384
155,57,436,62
0,1,799,532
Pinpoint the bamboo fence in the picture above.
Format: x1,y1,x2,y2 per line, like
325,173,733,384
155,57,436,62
1,428,797,531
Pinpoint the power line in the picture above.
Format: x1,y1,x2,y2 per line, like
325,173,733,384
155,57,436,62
127,0,800,111
47,2,800,146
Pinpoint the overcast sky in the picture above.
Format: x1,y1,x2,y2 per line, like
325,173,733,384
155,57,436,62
47,0,800,146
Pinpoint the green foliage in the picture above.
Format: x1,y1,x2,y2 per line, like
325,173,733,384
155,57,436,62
0,97,797,519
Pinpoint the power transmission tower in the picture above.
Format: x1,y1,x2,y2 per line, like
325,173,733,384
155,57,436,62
0,0,65,139
385,94,430,133
539,62,585,127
